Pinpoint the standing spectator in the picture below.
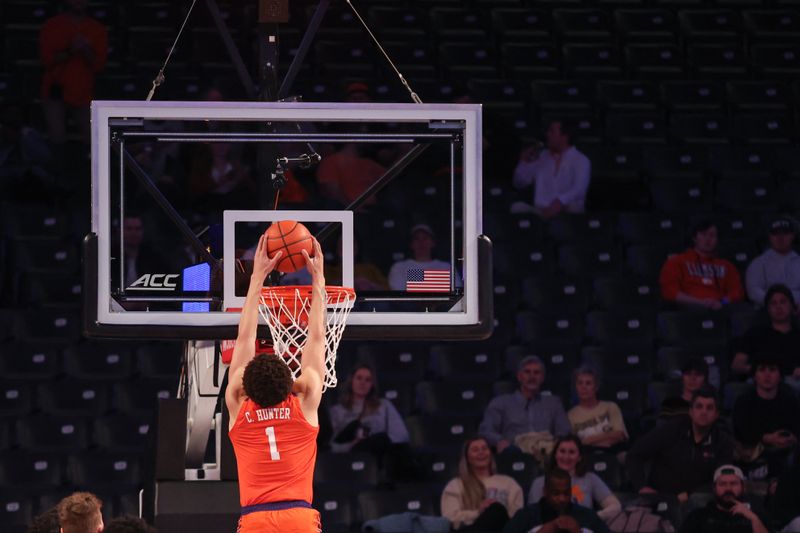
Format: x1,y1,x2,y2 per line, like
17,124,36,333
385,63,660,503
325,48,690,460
733,354,800,480
732,284,800,380
528,436,622,522
659,220,744,310
627,388,734,502
512,119,591,218
440,436,524,531
567,367,628,453
659,357,709,420
503,469,610,533
387,224,455,291
315,141,386,207
40,0,108,145
57,492,103,533
479,356,571,456
746,217,800,306
680,465,770,533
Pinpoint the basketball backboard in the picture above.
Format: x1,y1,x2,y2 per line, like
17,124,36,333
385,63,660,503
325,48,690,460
84,100,492,340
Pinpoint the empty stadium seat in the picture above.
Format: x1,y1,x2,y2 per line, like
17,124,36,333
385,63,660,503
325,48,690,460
496,453,539,495
626,44,686,79
606,114,667,144
0,343,60,381
657,311,729,346
563,44,624,79
315,452,379,487
502,43,561,80
649,178,712,212
616,9,677,43
596,81,659,111
16,415,89,452
0,451,64,493
515,311,585,343
521,276,590,312
660,80,725,112
585,310,656,344
67,452,142,493
688,43,749,78
679,10,742,43
406,414,480,449
358,487,436,523
642,146,708,181
586,452,623,491
62,343,133,381
669,113,730,144
312,485,355,533
592,276,659,310
37,380,109,417
0,380,33,417
416,381,492,416
92,414,153,452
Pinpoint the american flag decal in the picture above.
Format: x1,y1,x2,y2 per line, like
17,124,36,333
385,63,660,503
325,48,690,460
406,269,450,292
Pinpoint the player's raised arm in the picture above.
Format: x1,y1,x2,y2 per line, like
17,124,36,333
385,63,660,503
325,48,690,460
228,235,281,387
298,238,326,391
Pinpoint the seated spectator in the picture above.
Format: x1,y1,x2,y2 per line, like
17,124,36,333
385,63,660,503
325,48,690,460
327,235,389,291
732,284,800,381
57,492,103,533
329,364,409,452
479,355,571,457
567,366,628,453
328,364,413,478
627,388,734,502
103,516,157,533
660,357,709,420
768,464,800,531
503,468,610,533
316,140,386,207
387,224,457,291
746,217,800,307
659,220,744,310
733,354,800,480
528,436,622,522
680,465,770,533
440,436,524,531
511,119,591,218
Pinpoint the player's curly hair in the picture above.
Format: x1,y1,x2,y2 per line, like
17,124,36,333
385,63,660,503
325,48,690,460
57,492,103,533
243,353,293,408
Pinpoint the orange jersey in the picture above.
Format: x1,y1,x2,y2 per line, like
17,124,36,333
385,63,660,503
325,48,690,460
659,249,744,303
229,394,318,507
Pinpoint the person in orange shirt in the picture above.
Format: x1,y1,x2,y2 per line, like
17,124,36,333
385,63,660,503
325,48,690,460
39,0,108,144
225,235,326,533
659,220,744,310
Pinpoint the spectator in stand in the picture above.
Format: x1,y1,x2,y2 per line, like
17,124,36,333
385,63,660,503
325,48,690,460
119,213,173,289
39,0,108,145
733,353,800,480
512,119,591,218
103,516,157,533
0,104,53,182
479,356,571,457
528,436,622,522
746,217,800,307
567,367,628,454
680,465,770,533
387,224,455,291
440,436,524,532
659,357,710,420
659,220,745,310
504,468,610,533
768,464,800,531
328,364,413,478
627,387,734,502
732,284,800,381
57,492,103,533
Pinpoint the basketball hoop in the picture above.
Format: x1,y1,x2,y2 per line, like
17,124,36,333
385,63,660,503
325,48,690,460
259,285,355,391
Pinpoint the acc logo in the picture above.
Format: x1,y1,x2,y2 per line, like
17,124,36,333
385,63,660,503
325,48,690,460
128,274,179,291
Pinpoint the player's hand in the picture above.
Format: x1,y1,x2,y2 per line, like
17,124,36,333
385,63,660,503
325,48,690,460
253,234,281,282
302,238,325,286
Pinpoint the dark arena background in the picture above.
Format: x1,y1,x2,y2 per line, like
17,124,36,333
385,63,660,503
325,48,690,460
2,0,800,532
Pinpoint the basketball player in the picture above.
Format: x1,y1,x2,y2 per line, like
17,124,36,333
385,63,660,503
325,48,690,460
225,234,326,532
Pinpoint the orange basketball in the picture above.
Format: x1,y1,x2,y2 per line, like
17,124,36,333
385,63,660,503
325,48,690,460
264,220,314,273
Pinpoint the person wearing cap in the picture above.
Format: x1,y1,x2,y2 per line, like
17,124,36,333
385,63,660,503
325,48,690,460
746,217,800,306
659,219,745,310
680,465,769,533
733,353,800,479
659,357,710,420
627,387,734,502
731,284,800,381
512,119,591,219
387,224,459,291
479,356,571,456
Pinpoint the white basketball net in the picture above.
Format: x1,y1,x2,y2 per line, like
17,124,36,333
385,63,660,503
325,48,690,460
258,286,355,391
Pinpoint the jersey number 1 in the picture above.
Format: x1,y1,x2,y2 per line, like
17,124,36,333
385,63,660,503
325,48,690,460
265,426,281,460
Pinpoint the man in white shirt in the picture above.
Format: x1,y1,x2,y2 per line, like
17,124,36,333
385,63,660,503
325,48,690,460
388,224,454,291
512,120,591,218
746,217,800,306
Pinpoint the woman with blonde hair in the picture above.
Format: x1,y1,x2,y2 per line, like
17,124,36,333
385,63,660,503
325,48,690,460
441,436,523,531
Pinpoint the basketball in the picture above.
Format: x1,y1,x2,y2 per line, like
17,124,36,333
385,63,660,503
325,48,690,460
264,220,314,273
